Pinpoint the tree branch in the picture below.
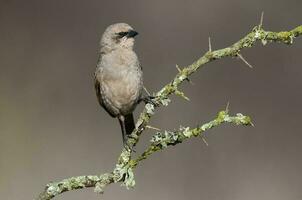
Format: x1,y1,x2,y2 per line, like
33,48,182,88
36,24,302,200
130,109,253,169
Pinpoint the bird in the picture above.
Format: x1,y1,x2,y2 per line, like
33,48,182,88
94,23,143,146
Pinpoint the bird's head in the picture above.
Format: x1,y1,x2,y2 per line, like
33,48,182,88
100,23,138,51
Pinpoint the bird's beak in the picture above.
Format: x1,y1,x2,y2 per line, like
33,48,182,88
127,30,139,38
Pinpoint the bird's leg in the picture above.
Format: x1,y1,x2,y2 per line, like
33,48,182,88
138,86,158,106
118,116,128,146
118,116,136,152
138,95,157,105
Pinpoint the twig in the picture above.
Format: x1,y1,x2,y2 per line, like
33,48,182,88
259,11,264,29
208,37,212,52
237,53,254,68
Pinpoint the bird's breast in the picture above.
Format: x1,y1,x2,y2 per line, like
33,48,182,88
100,66,142,115
97,49,143,115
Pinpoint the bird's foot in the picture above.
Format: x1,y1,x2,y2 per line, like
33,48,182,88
139,95,158,106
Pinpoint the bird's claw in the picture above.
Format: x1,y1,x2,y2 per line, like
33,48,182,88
139,95,158,106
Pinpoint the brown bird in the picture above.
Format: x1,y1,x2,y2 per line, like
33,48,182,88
94,23,143,145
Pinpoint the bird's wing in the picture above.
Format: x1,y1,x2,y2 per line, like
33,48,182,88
94,70,116,118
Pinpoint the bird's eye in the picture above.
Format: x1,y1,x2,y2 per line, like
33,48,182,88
117,31,128,38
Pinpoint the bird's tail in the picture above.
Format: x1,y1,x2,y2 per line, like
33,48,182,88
118,113,135,145
124,113,135,135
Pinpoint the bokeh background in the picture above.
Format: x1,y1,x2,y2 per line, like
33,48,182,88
0,0,301,200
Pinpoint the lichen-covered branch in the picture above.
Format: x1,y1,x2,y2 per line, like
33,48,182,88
36,24,302,200
36,110,252,200
130,110,253,168
36,173,114,200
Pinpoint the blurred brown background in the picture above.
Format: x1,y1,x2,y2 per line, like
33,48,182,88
0,0,301,199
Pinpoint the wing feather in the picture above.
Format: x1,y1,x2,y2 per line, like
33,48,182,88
94,71,116,117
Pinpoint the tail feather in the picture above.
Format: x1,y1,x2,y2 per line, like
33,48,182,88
124,113,135,135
